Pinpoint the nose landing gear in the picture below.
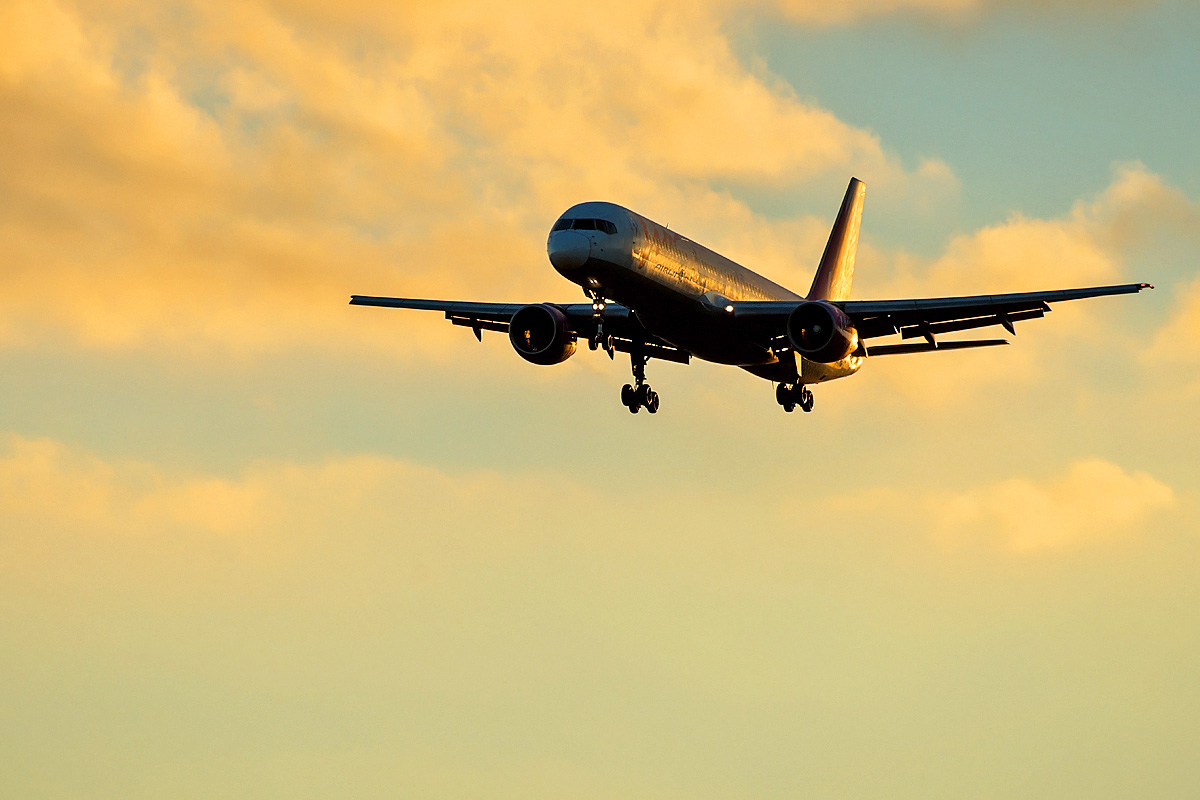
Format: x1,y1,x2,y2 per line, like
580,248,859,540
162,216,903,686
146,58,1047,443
776,383,814,413
621,350,659,414
585,288,615,357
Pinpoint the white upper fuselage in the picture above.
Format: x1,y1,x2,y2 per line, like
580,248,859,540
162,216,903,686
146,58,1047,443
548,201,800,303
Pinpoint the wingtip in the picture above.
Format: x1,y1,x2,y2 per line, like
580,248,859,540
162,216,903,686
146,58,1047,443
1140,283,1155,290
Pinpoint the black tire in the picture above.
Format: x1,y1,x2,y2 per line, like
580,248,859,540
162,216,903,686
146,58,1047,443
775,383,790,406
628,402,639,414
621,384,634,406
647,391,660,414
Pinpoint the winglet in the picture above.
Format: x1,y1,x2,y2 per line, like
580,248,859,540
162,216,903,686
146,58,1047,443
808,177,866,302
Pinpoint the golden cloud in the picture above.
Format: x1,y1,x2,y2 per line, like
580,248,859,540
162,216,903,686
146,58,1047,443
0,0,954,360
846,163,1185,407
1149,278,1200,364
0,433,593,551
760,0,1156,26
926,458,1175,553
0,0,1179,372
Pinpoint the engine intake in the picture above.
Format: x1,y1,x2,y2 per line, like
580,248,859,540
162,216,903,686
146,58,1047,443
508,304,577,365
787,301,859,363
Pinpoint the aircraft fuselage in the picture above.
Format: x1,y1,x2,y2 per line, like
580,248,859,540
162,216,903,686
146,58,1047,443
547,201,861,384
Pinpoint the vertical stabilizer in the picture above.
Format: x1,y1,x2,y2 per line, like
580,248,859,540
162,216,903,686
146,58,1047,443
807,178,865,301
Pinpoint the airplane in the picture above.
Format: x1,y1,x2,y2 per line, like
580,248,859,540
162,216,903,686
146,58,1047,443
351,178,1152,414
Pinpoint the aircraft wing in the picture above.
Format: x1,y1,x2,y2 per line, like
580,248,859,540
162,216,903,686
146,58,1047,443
730,282,1152,356
349,295,691,364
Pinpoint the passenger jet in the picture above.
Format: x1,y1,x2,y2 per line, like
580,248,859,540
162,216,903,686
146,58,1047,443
351,179,1151,414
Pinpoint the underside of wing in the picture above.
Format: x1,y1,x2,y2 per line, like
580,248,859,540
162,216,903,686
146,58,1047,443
348,295,690,364
728,282,1152,355
842,283,1153,343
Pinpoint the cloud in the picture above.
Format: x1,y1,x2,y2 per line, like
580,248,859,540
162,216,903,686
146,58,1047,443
0,433,590,545
924,458,1174,553
0,0,1181,375
1149,278,1200,365
846,163,1184,407
758,0,1158,26
878,164,1177,300
0,0,957,359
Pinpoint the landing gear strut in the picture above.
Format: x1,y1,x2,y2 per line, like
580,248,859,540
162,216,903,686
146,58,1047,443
585,288,613,357
621,350,659,414
776,383,814,413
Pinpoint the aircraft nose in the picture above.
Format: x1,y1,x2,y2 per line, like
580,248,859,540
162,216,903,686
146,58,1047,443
547,230,590,270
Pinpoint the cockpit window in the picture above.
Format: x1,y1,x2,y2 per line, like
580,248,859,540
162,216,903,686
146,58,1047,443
555,218,618,235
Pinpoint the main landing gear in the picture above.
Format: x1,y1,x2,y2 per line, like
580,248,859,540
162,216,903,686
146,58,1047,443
776,382,814,413
621,351,660,414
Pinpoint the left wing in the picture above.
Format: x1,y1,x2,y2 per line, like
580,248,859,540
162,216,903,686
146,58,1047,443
350,296,526,338
730,282,1153,356
349,295,691,364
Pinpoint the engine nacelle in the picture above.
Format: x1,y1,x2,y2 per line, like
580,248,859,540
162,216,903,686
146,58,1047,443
786,301,859,363
508,304,577,365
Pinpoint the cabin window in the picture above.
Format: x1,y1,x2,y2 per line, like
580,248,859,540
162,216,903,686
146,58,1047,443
597,220,618,235
552,219,573,232
573,218,596,231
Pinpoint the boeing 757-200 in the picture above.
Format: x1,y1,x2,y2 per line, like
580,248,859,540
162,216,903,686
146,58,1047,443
351,179,1151,414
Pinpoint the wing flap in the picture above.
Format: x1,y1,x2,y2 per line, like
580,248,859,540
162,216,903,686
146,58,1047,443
867,339,1009,356
900,307,1045,340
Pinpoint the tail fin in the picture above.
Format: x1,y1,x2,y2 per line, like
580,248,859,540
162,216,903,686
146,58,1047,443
807,177,865,301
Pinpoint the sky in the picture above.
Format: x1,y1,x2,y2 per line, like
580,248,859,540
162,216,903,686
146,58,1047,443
1,0,1198,796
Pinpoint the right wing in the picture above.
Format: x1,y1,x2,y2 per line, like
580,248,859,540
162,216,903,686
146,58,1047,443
348,296,691,364
729,282,1153,356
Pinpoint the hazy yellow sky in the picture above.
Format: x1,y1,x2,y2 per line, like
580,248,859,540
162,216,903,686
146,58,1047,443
1,0,1198,796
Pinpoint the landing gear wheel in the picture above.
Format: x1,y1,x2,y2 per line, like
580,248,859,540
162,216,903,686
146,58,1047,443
619,348,661,415
777,383,811,414
776,383,796,412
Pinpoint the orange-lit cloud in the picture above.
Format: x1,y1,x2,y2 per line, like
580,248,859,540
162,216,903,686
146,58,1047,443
927,458,1174,552
6,432,1175,558
1150,278,1200,365
850,163,1181,406
843,458,1176,553
0,0,952,359
0,0,1182,377
760,0,1156,26
0,433,593,549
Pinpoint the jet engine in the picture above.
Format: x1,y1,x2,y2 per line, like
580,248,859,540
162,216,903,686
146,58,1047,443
786,301,859,363
508,304,577,365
